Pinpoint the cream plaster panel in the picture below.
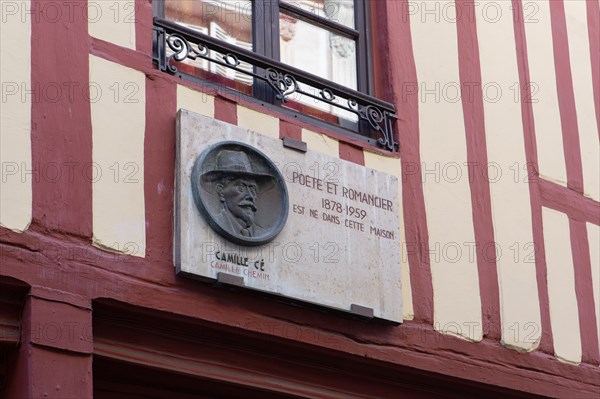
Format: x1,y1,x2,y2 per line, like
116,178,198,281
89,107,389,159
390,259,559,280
90,55,146,257
237,106,279,139
301,129,340,158
364,152,413,320
0,2,32,232
542,208,581,363
177,85,215,118
524,0,567,186
476,0,540,351
411,0,482,341
565,0,599,201
88,0,136,50
588,223,600,359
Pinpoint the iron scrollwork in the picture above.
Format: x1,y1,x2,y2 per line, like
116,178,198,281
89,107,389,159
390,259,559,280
265,68,298,102
153,19,398,151
349,101,396,150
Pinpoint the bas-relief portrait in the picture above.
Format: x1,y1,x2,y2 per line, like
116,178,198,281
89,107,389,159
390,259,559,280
191,142,288,246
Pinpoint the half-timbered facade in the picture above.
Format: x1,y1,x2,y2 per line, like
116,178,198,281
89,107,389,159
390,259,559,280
1,0,599,397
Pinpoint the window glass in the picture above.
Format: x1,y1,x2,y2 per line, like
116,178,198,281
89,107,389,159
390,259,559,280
279,15,357,90
165,0,254,87
166,0,253,48
280,14,358,124
281,0,355,29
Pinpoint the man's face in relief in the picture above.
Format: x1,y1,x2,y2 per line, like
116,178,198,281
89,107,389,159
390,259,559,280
218,177,259,225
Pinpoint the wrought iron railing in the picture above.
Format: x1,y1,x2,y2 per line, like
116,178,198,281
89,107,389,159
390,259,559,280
153,18,398,151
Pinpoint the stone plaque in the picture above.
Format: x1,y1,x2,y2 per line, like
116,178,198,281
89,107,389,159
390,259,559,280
175,110,402,323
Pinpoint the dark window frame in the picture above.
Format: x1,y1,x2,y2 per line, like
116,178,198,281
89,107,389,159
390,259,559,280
152,0,397,151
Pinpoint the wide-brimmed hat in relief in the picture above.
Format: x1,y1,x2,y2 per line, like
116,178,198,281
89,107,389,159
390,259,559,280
200,149,276,189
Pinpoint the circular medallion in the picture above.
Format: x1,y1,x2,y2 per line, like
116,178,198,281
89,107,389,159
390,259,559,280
191,141,289,246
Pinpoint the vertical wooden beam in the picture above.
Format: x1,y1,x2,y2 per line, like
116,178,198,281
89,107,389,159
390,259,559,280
4,289,93,398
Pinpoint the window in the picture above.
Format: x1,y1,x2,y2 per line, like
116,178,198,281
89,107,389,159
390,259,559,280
153,0,397,150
